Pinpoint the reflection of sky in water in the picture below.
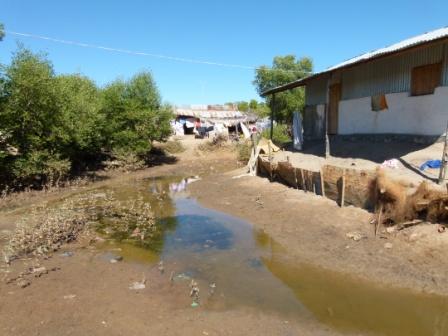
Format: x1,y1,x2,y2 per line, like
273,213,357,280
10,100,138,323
162,214,234,252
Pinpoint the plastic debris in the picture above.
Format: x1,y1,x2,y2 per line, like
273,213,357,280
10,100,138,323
61,251,74,257
381,159,400,169
129,276,146,290
190,279,200,305
110,256,123,263
420,160,441,171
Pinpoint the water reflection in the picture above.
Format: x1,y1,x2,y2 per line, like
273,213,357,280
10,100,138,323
256,230,448,336
88,175,448,336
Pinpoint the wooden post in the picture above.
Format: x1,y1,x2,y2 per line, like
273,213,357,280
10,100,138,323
294,168,299,190
300,169,306,192
320,168,326,197
375,203,383,236
270,93,275,140
325,77,331,159
438,121,448,185
340,169,346,207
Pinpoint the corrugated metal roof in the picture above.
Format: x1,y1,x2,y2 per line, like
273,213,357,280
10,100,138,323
174,108,244,119
262,26,448,96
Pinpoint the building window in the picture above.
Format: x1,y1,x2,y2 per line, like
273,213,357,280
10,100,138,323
411,62,442,96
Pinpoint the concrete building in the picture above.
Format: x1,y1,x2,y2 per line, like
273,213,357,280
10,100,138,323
262,27,448,140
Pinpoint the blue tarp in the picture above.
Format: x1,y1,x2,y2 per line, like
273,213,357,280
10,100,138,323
420,160,442,171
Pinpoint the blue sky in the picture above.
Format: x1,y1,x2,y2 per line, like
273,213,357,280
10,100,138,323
1,0,447,105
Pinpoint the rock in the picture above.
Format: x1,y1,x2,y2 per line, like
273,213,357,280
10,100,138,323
61,251,74,257
346,232,363,241
129,282,146,290
386,227,396,234
129,277,146,290
384,242,393,249
63,294,76,299
110,256,123,263
17,279,30,288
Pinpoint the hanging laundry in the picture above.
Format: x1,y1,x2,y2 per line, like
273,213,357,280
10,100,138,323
292,111,303,151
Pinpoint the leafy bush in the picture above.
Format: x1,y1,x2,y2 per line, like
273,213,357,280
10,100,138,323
261,124,290,146
100,73,173,156
0,47,173,190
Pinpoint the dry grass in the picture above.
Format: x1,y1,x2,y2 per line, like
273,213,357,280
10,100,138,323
375,169,447,225
197,134,229,152
162,140,185,154
2,190,156,264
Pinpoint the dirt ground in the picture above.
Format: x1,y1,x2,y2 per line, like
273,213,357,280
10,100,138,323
0,139,346,336
1,136,448,335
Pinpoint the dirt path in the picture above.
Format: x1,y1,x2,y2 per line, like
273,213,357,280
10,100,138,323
189,169,448,296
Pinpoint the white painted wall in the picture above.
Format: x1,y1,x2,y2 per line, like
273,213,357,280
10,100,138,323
338,86,448,136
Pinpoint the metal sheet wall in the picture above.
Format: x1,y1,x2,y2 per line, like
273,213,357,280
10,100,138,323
341,42,447,100
305,41,448,104
443,42,448,86
305,75,328,105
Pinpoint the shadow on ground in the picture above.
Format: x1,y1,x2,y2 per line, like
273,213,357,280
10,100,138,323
296,138,435,164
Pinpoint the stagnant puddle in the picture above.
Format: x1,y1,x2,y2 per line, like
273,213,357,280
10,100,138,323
90,176,448,336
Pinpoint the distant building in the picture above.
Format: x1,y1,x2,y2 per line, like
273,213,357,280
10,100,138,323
172,104,257,136
263,27,448,140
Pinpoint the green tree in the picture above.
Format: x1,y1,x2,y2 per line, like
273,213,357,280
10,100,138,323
0,47,70,182
54,74,104,164
101,72,173,156
254,102,270,118
249,99,258,111
1,48,59,154
253,55,312,122
237,101,249,112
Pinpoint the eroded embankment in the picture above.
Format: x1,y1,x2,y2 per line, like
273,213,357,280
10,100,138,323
257,155,448,227
189,169,448,297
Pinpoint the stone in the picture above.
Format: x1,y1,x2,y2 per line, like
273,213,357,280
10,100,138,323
17,279,30,288
61,251,74,257
384,242,393,249
346,232,363,241
386,227,396,234
63,294,76,299
110,256,123,263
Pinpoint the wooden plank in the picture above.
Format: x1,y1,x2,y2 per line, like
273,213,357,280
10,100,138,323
340,169,346,207
322,164,376,209
411,62,442,96
320,169,326,197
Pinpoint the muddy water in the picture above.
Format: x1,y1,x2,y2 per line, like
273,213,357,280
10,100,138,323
93,176,448,336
